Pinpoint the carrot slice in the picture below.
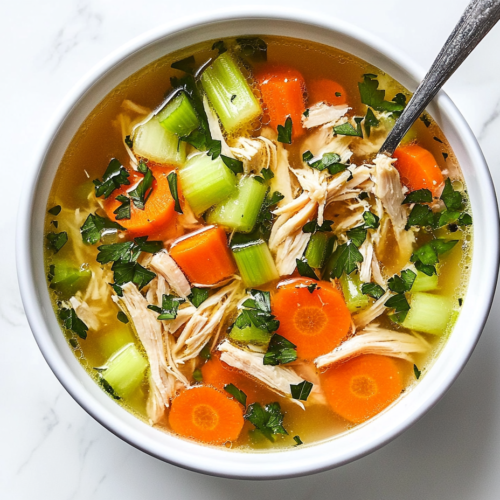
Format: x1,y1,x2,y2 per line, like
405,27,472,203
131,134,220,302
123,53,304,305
255,64,306,139
393,145,444,196
307,79,347,106
320,354,403,423
104,165,178,238
169,226,237,285
272,278,351,359
169,386,244,444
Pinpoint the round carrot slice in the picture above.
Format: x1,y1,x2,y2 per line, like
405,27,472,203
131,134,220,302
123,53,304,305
272,278,351,359
307,79,347,106
393,145,444,196
169,386,244,445
320,354,403,424
104,165,178,238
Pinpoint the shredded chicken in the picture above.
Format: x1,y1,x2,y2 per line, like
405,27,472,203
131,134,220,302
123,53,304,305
230,135,274,174
302,127,353,165
145,275,170,306
218,341,306,408
301,102,350,129
358,235,374,283
69,296,100,331
315,323,430,368
203,96,234,158
150,250,191,298
352,290,392,329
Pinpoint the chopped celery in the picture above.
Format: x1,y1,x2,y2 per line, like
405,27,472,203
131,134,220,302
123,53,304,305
229,323,272,345
305,233,329,269
402,292,453,335
179,153,237,215
232,241,278,287
206,176,267,232
157,92,199,137
98,328,136,358
49,262,91,300
381,115,417,145
339,272,369,313
102,343,148,398
201,52,262,133
412,270,439,293
133,117,186,166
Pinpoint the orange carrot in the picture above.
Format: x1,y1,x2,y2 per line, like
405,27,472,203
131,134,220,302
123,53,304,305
169,386,244,444
255,64,306,139
320,354,403,424
104,166,179,239
393,145,444,196
307,79,347,106
271,278,351,359
169,226,237,285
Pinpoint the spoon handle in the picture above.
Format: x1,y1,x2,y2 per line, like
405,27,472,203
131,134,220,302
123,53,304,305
379,0,500,156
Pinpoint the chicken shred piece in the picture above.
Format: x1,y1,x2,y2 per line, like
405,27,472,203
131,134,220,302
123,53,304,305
315,323,430,368
203,96,234,158
218,341,306,408
69,296,100,331
352,290,392,329
358,236,374,283
150,250,191,299
301,102,350,129
146,275,170,307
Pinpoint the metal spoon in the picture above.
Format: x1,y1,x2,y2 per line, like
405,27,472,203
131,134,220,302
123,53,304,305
379,0,500,156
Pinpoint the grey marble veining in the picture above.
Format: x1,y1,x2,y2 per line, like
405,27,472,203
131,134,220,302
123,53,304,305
3,0,500,498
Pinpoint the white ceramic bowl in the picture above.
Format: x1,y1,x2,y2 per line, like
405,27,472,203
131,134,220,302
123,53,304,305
17,7,499,479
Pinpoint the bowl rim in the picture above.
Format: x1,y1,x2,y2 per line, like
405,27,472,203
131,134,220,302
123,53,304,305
16,6,500,479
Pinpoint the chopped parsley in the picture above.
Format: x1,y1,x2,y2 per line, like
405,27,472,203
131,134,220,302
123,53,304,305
420,114,431,127
148,294,185,320
264,334,297,366
235,37,267,63
46,231,68,253
411,238,459,276
188,287,209,308
293,435,303,446
329,242,364,278
458,213,472,226
414,364,421,380
125,135,133,148
221,155,244,175
387,269,416,294
302,219,333,233
359,192,369,200
303,108,310,118
302,151,345,173
364,107,380,137
48,205,62,216
244,402,287,441
347,225,367,247
59,307,88,339
200,344,212,360
98,375,121,400
277,116,293,144
171,55,196,74
296,258,318,280
193,368,203,382
113,195,131,220
402,189,433,204
117,311,129,324
384,293,410,314
361,283,385,300
80,213,125,245
434,136,443,144
363,211,380,229
93,158,130,199
358,74,406,116
334,117,363,137
129,162,154,210
290,380,313,401
51,220,58,228
212,40,227,55
224,383,247,407
234,289,280,336
307,283,317,294
112,261,156,290
167,171,183,214
440,178,463,211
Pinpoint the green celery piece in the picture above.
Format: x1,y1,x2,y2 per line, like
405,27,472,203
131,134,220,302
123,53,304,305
179,153,237,215
232,241,279,287
305,232,329,269
201,52,262,133
98,329,136,359
379,115,417,145
339,272,369,313
157,92,199,137
133,117,186,166
49,263,91,300
102,343,148,398
206,176,268,233
229,323,273,345
411,270,439,293
402,292,453,335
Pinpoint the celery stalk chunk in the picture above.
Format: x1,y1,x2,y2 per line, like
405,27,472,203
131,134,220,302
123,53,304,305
102,343,148,398
402,292,453,335
133,117,186,166
201,52,262,133
232,241,278,287
411,270,439,293
179,153,237,215
339,272,369,313
229,323,272,345
206,176,268,232
305,233,329,269
157,92,199,137
49,263,91,300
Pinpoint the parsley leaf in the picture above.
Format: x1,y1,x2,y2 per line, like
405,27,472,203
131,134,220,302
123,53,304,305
188,287,209,308
290,380,313,401
224,383,247,406
387,269,416,294
303,151,343,172
59,307,88,339
235,37,267,62
48,205,61,216
420,114,431,127
113,195,131,220
277,116,293,144
364,107,380,137
207,139,222,160
358,74,406,115
302,219,333,233
167,171,183,214
293,435,303,446
125,135,133,148
200,344,212,360
359,192,369,201
147,294,185,320
334,118,363,137
329,242,364,278
411,238,459,277
361,283,385,300
307,283,317,293
303,109,310,118
296,258,318,280
347,225,367,247
93,158,130,199
414,364,421,379
171,55,196,74
212,40,227,55
402,189,433,204
80,213,125,245
260,168,274,181
193,368,203,382
98,375,121,400
180,128,207,150
129,163,154,209
46,232,68,253
458,213,472,226
244,402,287,441
440,178,463,211
363,211,380,229
405,204,435,230
234,289,280,335
221,155,244,174
264,334,297,366
112,261,156,290
117,311,129,324
384,293,410,313
97,237,162,264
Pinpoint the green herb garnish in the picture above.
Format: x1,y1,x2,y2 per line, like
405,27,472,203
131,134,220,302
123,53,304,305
347,226,367,247
59,307,88,339
193,368,203,382
364,107,380,137
147,294,185,320
212,40,227,55
235,37,267,62
93,158,130,198
411,238,459,276
244,402,287,442
302,219,333,233
277,116,293,144
129,162,154,210
234,289,280,335
224,383,247,407
188,287,209,308
329,242,364,279
414,364,421,379
334,117,363,137
221,155,244,174
402,189,433,204
48,205,62,216
362,211,380,229
167,171,183,214
46,232,68,253
80,213,125,245
290,380,313,401
420,114,431,127
293,435,303,446
361,283,385,300
113,195,131,220
263,334,297,366
296,258,318,280
358,74,406,115
117,311,129,324
171,55,196,74
387,269,416,294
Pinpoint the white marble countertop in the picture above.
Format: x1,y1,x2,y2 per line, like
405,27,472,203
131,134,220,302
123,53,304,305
3,0,500,497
